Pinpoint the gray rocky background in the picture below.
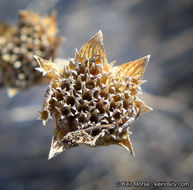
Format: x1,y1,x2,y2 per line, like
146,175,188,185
0,0,193,189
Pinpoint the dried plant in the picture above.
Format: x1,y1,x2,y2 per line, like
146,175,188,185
0,11,60,97
35,31,152,159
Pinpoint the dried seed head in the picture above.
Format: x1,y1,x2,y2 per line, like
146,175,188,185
0,11,60,97
35,31,152,159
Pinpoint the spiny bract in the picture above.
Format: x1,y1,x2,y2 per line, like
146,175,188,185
35,31,152,159
0,10,60,97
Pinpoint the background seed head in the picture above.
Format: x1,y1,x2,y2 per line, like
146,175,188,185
0,11,60,93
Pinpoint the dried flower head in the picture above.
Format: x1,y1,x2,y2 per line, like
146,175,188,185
35,31,152,159
0,10,60,97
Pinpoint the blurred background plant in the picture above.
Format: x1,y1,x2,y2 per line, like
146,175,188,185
0,10,60,97
0,0,193,190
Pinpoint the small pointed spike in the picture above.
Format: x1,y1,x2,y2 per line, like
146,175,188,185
114,55,151,80
34,55,51,71
139,103,153,116
135,98,153,116
48,137,65,160
119,134,135,156
75,48,80,59
34,55,64,79
77,31,109,71
109,60,116,70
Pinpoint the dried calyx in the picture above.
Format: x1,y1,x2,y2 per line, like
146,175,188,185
35,31,152,159
0,10,60,97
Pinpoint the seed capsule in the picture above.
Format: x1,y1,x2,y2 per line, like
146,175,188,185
35,31,152,159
